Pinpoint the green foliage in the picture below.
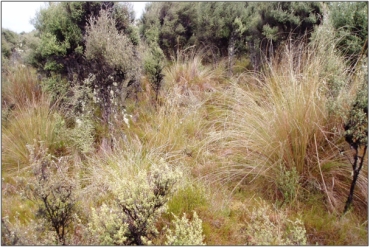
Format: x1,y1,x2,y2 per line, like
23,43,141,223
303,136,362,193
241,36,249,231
329,2,368,65
168,184,207,216
141,2,198,58
32,3,82,73
141,2,322,71
245,2,322,69
165,212,205,245
41,75,69,106
196,2,249,56
143,44,165,101
2,28,19,58
277,165,300,204
344,80,368,147
245,200,307,245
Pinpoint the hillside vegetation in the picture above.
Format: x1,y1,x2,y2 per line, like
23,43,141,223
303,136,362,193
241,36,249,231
1,2,368,245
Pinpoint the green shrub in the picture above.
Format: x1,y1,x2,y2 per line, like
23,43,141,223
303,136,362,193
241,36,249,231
41,75,69,106
68,117,95,155
277,165,300,204
143,44,165,101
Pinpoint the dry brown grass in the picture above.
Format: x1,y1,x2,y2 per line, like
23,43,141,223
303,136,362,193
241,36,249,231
200,36,367,213
2,65,42,109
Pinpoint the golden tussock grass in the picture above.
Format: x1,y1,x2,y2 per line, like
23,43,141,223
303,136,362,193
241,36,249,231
200,35,367,213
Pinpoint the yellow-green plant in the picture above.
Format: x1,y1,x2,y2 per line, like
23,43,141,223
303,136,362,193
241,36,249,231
165,211,205,245
88,161,182,245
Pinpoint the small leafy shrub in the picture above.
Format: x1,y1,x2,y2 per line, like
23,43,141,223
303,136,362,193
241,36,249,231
89,204,128,245
1,215,57,245
41,75,69,106
68,116,95,155
277,165,300,204
88,161,182,245
245,200,307,245
165,211,205,245
25,141,78,245
143,44,165,101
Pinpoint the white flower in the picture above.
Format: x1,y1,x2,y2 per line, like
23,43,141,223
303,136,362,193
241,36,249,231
76,118,83,128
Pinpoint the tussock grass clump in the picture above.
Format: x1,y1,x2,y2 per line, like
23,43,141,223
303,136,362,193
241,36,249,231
2,65,42,109
162,48,226,108
202,35,367,212
130,50,224,158
2,97,69,173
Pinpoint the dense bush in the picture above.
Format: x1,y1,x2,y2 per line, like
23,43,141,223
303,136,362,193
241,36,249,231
329,2,368,66
140,2,322,71
31,2,141,133
89,162,182,245
84,9,141,123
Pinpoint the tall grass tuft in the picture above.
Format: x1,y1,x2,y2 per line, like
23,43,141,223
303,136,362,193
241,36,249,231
2,96,69,174
202,31,367,212
163,47,225,100
2,65,42,109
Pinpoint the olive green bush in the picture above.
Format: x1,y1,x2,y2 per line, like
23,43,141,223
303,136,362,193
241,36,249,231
143,44,165,101
277,165,300,205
